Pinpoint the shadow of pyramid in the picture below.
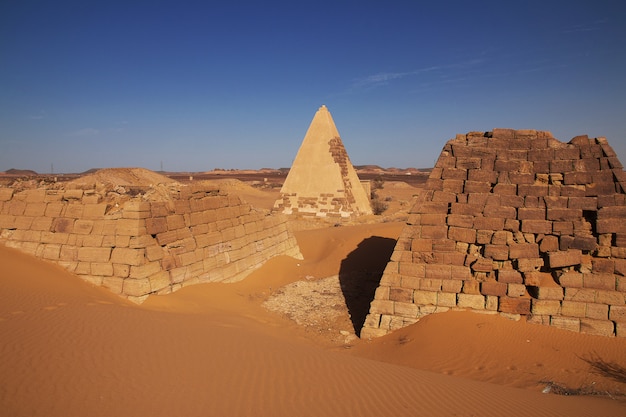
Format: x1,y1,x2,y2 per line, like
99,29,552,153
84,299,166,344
339,236,397,337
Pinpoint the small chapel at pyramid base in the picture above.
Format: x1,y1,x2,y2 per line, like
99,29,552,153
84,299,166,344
362,128,626,339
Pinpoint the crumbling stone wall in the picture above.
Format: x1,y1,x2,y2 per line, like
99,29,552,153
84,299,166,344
0,183,302,303
362,129,626,338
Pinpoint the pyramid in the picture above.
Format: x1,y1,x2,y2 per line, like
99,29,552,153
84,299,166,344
273,105,372,219
361,129,626,339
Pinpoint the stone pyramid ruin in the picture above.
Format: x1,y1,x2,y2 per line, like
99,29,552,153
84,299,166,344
361,129,626,339
0,169,302,303
273,105,372,219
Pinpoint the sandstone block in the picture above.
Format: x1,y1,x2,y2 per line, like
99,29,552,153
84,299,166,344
595,290,624,305
102,276,124,294
507,283,527,297
394,302,418,318
0,188,14,201
609,305,626,322
509,243,539,259
532,299,561,315
129,261,161,279
370,299,394,315
421,225,448,239
413,290,438,305
580,318,615,337
550,316,580,333
561,300,586,318
582,273,616,291
457,293,485,309
41,244,61,260
424,264,450,279
498,269,523,283
149,271,172,292
419,278,443,292
548,250,582,268
536,286,564,300
442,279,463,293
77,247,111,263
586,303,608,320
123,278,152,297
462,280,480,295
471,258,493,272
111,247,145,266
517,208,545,220
73,219,94,235
474,216,505,231
565,287,596,303
447,226,476,244
521,220,552,234
480,281,507,296
558,271,583,288
389,287,413,302
91,262,114,276
484,245,508,261
437,292,457,307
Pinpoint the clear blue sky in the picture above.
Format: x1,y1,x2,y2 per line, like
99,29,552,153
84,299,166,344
1,0,625,173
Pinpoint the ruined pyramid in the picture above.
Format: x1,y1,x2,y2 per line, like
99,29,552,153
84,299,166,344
273,105,372,219
361,129,626,339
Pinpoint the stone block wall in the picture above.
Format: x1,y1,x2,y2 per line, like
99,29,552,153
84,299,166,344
0,183,302,303
362,129,626,338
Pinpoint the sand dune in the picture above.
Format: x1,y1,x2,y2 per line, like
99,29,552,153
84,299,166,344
2,221,626,416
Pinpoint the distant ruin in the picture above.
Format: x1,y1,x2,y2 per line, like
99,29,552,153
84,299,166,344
0,169,302,303
273,105,372,219
362,129,626,338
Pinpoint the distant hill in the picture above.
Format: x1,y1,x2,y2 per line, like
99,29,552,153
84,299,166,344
2,169,39,176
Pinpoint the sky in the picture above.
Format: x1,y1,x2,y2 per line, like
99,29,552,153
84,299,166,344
1,0,625,173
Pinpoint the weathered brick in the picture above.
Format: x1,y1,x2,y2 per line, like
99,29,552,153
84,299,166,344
394,302,418,318
595,290,624,305
473,216,505,231
77,247,111,263
484,245,508,261
532,299,561,315
548,250,582,268
509,243,539,259
480,281,507,296
457,293,485,309
536,286,564,300
370,299,394,315
586,303,609,320
582,273,616,290
413,290,438,305
550,316,580,332
521,220,552,234
580,318,615,337
123,278,152,297
389,287,413,302
448,226,476,243
609,305,626,322
561,301,586,318
517,208,545,220
111,248,145,266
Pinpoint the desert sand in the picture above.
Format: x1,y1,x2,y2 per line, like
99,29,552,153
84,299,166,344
1,179,626,417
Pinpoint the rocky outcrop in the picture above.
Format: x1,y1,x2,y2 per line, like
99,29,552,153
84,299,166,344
362,129,626,338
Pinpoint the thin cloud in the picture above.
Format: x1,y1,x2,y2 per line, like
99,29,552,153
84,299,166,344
562,19,607,34
28,111,47,120
68,128,99,137
352,59,485,90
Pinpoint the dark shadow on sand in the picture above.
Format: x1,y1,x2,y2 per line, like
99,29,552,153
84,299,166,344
339,236,397,337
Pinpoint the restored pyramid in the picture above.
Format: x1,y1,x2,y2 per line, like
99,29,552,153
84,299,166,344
273,105,372,219
361,129,626,339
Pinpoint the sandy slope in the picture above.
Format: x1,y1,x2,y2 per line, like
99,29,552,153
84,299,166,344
2,220,626,417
